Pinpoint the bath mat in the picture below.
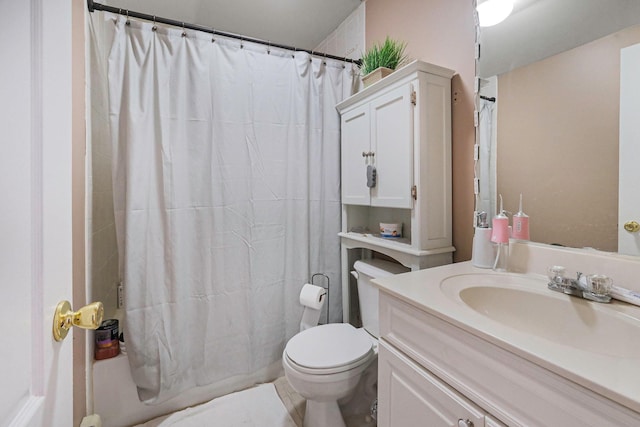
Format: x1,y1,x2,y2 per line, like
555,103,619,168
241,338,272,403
136,383,298,427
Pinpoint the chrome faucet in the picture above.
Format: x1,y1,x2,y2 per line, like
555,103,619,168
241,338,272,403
547,266,611,303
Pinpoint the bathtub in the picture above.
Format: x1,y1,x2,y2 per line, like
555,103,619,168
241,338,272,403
92,353,282,427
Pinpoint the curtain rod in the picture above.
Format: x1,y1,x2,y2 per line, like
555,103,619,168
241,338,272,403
87,0,362,66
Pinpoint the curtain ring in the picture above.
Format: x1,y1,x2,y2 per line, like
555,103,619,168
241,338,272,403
240,37,244,49
310,50,314,63
323,52,327,66
125,10,130,26
181,22,187,37
211,28,215,43
292,47,296,59
152,16,157,32
267,40,271,55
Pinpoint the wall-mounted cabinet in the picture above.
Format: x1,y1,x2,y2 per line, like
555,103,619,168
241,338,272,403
341,83,413,208
337,60,456,321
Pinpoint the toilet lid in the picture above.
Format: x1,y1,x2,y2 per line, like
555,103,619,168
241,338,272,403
285,323,373,370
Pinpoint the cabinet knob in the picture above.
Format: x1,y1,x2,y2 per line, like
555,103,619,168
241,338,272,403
458,420,474,427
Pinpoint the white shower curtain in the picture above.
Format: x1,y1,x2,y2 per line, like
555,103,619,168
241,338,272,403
105,15,355,403
478,98,496,218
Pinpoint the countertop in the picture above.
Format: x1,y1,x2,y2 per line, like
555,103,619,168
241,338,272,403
372,261,640,414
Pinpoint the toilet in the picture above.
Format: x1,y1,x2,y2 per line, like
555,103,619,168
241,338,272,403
282,259,409,427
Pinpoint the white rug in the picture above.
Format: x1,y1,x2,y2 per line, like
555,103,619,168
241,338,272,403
136,384,298,427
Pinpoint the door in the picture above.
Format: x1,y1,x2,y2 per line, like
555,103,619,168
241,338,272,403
341,103,372,205
370,83,414,208
0,1,74,425
619,43,640,255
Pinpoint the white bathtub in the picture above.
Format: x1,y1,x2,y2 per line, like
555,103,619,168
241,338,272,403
92,353,282,427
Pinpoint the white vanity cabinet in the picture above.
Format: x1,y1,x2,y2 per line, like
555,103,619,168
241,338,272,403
338,61,456,322
378,341,491,427
377,287,640,427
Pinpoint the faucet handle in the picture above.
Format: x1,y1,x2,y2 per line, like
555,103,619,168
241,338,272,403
547,265,567,292
547,265,566,283
585,274,613,302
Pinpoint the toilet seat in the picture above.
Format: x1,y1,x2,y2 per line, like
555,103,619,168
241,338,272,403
284,323,374,375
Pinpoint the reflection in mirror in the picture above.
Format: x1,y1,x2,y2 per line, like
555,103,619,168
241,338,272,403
477,0,640,254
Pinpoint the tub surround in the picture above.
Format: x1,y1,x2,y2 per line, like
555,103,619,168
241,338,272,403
373,241,640,425
93,354,282,427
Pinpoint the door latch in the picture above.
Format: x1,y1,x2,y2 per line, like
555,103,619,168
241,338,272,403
367,165,377,188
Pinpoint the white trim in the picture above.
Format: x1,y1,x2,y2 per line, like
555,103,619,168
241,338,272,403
30,0,45,398
7,396,45,427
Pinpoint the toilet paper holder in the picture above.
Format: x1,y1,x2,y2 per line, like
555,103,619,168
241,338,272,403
311,273,330,324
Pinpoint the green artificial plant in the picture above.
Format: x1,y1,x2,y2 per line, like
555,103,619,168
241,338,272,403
360,36,408,75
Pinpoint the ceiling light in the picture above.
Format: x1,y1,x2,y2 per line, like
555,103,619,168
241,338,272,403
477,0,514,27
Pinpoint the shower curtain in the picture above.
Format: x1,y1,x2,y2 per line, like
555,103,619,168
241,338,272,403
478,98,496,218
102,14,356,403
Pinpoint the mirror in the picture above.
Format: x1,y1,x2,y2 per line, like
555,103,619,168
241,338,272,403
477,0,640,253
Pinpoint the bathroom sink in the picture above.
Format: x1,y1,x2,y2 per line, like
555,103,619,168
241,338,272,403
439,273,640,358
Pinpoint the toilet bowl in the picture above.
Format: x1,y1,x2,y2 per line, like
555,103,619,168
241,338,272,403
283,324,376,427
283,259,408,427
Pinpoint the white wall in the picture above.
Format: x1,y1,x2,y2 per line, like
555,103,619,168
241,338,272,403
315,2,365,60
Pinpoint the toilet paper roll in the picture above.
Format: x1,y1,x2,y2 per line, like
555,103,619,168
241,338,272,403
299,283,326,310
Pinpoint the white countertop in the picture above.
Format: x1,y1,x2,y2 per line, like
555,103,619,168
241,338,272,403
373,261,640,414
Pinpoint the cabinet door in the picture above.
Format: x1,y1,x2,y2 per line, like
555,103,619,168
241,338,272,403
486,415,507,427
378,341,486,427
370,83,414,208
341,103,371,205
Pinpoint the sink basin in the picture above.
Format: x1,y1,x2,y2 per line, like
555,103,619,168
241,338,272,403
440,273,640,358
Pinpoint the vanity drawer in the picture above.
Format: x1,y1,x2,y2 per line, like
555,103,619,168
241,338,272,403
379,291,640,426
378,339,486,427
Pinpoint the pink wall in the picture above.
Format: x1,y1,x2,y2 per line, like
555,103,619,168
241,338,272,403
497,25,640,252
365,0,476,261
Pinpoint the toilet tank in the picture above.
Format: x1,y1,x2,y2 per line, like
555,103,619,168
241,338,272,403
353,259,409,338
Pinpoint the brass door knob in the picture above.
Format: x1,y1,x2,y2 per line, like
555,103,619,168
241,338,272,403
624,221,640,233
53,300,104,342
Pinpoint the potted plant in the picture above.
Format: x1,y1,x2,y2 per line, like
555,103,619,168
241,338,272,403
360,37,408,87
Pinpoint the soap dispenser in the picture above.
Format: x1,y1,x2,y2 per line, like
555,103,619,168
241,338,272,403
472,211,495,268
512,193,530,240
491,195,509,272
